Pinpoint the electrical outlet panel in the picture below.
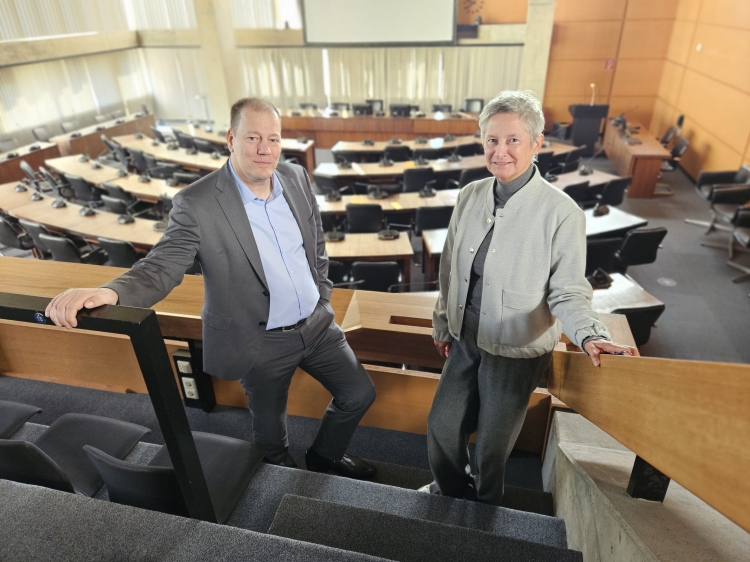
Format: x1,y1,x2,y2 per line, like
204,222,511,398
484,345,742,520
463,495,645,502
177,360,193,374
182,377,199,399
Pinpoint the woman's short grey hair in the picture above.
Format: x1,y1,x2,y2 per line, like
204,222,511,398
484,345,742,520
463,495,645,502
479,90,545,142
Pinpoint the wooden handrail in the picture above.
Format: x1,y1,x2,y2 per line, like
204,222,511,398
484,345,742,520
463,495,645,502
548,351,750,533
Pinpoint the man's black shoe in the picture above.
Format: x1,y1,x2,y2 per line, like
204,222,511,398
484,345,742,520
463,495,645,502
305,448,376,480
264,452,298,468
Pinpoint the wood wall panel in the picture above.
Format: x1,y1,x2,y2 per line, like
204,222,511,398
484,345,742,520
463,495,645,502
697,0,750,30
618,20,674,60
625,0,679,20
553,0,626,22
674,119,742,178
607,97,657,129
548,21,621,60
666,20,696,64
658,61,684,107
676,0,701,21
687,24,750,95
650,98,678,138
610,59,664,97
546,60,615,97
456,0,528,25
677,69,750,153
745,141,750,166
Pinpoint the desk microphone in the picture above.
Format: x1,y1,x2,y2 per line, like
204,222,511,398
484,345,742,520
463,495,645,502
324,186,348,202
579,143,608,175
14,183,27,192
447,148,462,162
415,136,428,144
337,158,353,169
361,138,374,146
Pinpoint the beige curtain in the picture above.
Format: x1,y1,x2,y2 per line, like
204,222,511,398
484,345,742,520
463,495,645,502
0,0,128,40
232,0,301,29
327,48,387,107
384,47,442,109
122,0,197,30
240,48,324,109
139,48,206,120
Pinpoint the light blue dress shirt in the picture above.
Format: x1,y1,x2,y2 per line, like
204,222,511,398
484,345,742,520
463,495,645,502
229,161,320,330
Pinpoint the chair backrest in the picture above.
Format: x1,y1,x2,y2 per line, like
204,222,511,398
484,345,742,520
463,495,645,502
333,151,359,165
384,145,412,162
299,102,318,110
455,143,482,157
328,260,346,284
402,168,435,192
351,261,401,292
735,165,750,184
671,137,689,159
0,137,19,152
412,149,445,160
562,181,590,203
173,172,201,185
64,174,99,202
352,103,373,116
61,121,80,134
365,99,383,112
463,98,484,113
564,146,586,164
100,194,131,215
94,114,111,123
172,129,195,150
415,206,453,236
555,160,579,174
312,173,341,194
97,237,140,268
660,125,676,146
331,102,350,111
193,139,216,154
536,151,554,176
432,104,452,113
585,237,624,276
346,204,383,233
149,126,168,143
389,104,411,117
599,176,631,206
32,126,53,142
616,227,667,270
38,233,83,263
101,182,135,203
83,445,188,517
128,148,150,173
0,440,75,493
18,220,51,253
19,160,38,184
0,217,22,249
458,166,492,187
100,135,119,156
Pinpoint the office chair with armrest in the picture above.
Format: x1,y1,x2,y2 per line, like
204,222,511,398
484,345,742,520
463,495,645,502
611,305,665,347
346,204,383,233
172,129,196,150
389,104,411,117
402,168,437,193
414,206,453,236
61,121,80,134
614,227,667,273
128,148,150,174
446,167,493,189
661,137,689,172
585,237,624,276
597,177,631,207
31,125,53,142
39,166,73,204
312,173,351,198
699,206,750,260
547,122,572,141
171,172,202,186
564,146,586,164
550,160,579,175
535,151,554,177
142,153,184,179
193,139,218,154
18,219,53,258
352,104,373,116
19,160,45,191
725,209,750,283
354,182,402,199
384,145,412,162
330,102,350,111
455,143,483,157
149,126,174,144
692,164,750,201
97,237,143,268
412,148,446,160
99,135,121,162
432,104,452,113
562,181,591,204
659,125,676,147
675,114,684,137
694,185,750,236
350,261,401,292
333,151,361,166
63,174,104,209
101,182,155,217
299,102,318,110
463,99,484,113
365,99,384,112
0,137,19,152
38,233,106,264
0,216,35,255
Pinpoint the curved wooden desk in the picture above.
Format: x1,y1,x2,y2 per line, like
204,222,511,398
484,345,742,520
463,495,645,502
50,114,155,157
0,141,60,184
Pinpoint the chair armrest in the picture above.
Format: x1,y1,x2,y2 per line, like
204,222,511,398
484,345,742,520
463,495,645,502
710,185,750,204
696,170,739,188
333,280,365,288
735,209,750,228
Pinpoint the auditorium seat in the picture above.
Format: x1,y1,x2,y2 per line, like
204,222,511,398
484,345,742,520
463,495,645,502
414,206,453,236
614,227,667,274
585,238,623,276
0,413,149,497
350,261,401,292
0,400,42,439
383,145,412,162
84,431,264,524
693,164,750,201
38,233,106,265
446,166,492,189
0,216,35,255
346,204,383,233
402,168,436,193
98,237,143,268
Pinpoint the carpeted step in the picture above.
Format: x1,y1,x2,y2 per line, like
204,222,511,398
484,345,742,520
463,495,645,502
229,464,569,549
0,480,390,562
268,494,582,562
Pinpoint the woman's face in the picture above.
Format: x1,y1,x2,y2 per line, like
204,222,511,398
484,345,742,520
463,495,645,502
483,112,543,183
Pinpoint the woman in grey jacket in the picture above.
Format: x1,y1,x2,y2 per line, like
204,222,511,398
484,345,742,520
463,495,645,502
425,90,638,505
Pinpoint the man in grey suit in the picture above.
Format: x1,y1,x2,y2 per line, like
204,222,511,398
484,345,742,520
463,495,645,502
45,97,377,479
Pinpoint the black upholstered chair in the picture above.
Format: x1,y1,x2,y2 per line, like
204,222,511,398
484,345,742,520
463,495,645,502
98,237,142,268
701,185,750,235
693,164,750,201
143,153,183,179
333,151,360,165
598,177,631,207
350,261,401,292
415,206,453,236
64,174,103,205
659,125,676,147
32,125,53,142
585,237,624,276
0,216,35,255
412,148,445,160
330,102,350,111
614,227,667,273
455,143,483,157
193,139,218,154
365,99,383,112
18,219,53,258
313,173,350,197
149,126,172,144
299,102,318,110
562,181,590,204
611,305,665,347
128,148,150,174
384,145,412,162
172,129,196,150
536,151,554,177
432,104,452,113
328,260,346,285
446,167,492,189
0,400,42,439
661,137,689,172
172,172,201,186
38,233,105,264
726,209,750,282
346,204,383,233
84,431,263,523
0,413,149,497
402,168,436,193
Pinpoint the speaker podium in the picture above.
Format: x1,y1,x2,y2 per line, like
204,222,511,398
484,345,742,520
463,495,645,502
568,104,609,156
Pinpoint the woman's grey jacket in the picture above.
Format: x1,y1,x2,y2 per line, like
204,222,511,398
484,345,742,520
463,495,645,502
432,168,611,358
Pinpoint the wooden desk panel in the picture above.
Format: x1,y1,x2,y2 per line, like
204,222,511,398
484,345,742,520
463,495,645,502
109,174,183,203
603,121,670,198
326,232,413,284
0,182,45,213
45,155,122,185
51,114,155,157
0,142,61,184
317,189,459,215
114,134,227,172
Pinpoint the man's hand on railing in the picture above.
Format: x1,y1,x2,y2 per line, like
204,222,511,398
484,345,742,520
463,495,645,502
583,339,640,367
45,288,119,329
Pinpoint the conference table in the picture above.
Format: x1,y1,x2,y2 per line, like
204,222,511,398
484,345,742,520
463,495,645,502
317,189,459,216
50,114,155,158
0,141,61,184
421,206,648,282
280,109,480,148
115,133,226,172
45,155,126,185
603,121,671,198
324,232,414,284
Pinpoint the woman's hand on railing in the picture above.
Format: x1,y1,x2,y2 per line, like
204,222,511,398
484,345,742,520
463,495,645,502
583,339,640,367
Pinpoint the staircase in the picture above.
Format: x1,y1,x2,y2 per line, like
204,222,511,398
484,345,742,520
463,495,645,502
3,422,582,561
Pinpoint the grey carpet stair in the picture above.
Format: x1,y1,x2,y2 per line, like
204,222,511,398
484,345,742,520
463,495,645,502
0,480,389,562
229,464,569,549
268,494,582,562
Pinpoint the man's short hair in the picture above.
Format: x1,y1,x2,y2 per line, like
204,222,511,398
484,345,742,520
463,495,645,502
230,98,281,131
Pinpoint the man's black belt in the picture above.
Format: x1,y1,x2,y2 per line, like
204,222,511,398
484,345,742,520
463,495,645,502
268,318,307,332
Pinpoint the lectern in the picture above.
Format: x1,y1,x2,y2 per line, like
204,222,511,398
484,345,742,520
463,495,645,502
568,104,609,156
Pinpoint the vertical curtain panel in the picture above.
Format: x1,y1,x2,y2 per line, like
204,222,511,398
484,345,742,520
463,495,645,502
240,48,324,109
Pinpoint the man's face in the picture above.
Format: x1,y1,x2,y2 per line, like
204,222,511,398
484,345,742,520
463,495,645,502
483,112,543,183
226,108,282,186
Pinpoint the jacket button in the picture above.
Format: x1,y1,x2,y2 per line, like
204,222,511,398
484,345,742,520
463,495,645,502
464,277,468,282
459,304,463,309
259,321,266,327
263,291,269,296
487,217,491,223
469,248,475,253
492,249,496,253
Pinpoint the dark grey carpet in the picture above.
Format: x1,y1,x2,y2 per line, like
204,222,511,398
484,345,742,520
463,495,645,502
268,494,581,562
229,463,568,548
0,480,389,562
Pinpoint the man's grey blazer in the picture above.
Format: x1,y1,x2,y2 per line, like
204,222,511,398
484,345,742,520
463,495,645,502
103,161,334,380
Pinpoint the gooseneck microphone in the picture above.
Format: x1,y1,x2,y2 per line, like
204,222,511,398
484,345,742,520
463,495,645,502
579,143,608,175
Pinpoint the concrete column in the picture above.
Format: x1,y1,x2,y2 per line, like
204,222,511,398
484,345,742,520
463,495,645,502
518,0,557,101
193,0,242,127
